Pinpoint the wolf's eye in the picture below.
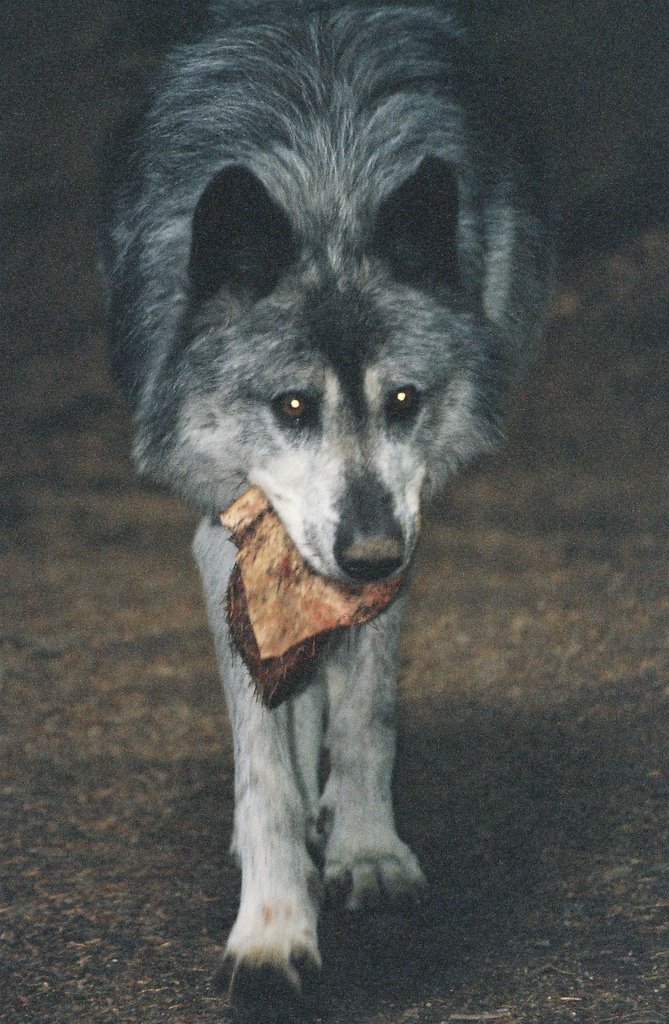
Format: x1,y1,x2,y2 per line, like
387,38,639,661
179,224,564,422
385,385,420,423
272,392,316,427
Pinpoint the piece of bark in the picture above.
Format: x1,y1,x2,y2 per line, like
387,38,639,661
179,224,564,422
220,487,403,708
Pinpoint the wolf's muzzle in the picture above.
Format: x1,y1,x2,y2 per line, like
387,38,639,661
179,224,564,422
334,532,404,582
334,476,405,582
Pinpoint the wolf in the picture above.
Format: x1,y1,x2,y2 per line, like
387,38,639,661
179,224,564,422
101,0,551,1014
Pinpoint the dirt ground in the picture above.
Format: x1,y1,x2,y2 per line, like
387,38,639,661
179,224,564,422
1,3,668,1023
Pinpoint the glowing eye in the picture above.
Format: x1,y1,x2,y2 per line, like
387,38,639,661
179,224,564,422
286,396,303,415
386,384,420,421
272,392,316,426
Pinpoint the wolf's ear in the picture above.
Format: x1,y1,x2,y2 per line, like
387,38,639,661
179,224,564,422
372,157,460,290
189,165,297,302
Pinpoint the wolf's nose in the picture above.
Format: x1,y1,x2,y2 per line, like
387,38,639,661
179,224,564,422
334,534,404,582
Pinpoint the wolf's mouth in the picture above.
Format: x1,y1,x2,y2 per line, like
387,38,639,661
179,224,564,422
219,486,403,706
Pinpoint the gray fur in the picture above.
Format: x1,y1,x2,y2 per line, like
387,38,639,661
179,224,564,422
103,1,551,1011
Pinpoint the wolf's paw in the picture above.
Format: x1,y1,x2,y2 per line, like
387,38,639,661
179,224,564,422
324,836,427,912
219,900,321,1020
218,947,320,1021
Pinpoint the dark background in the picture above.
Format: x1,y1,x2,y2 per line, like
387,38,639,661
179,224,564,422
1,3,668,1022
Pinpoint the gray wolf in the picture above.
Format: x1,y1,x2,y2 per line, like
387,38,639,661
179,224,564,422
101,0,551,1015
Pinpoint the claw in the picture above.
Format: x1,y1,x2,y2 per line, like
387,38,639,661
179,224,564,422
325,849,427,913
223,948,321,1022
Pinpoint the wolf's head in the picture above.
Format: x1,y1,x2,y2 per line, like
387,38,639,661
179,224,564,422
138,157,513,583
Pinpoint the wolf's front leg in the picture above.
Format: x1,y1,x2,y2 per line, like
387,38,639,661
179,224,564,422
193,519,321,1012
321,593,426,911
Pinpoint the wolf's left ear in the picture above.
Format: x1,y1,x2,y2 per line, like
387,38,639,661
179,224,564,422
189,165,298,302
372,157,460,290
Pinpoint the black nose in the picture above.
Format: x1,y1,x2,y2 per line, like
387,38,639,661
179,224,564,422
335,475,406,582
334,532,404,582
331,475,403,581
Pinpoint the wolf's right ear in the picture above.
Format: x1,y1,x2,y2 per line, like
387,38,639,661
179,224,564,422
372,157,460,291
189,165,298,302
